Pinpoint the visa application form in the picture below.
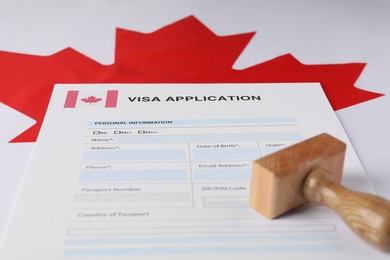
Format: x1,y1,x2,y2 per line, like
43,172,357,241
1,83,388,259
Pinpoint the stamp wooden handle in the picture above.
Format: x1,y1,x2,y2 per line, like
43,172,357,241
303,168,390,251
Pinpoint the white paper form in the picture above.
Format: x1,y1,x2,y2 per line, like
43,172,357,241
1,83,388,259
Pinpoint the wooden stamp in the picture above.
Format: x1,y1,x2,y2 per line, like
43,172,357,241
250,133,390,251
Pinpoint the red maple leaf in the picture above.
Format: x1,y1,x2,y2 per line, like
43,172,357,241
81,96,102,105
0,16,383,143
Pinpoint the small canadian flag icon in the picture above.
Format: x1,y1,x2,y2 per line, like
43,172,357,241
81,96,102,105
64,90,118,108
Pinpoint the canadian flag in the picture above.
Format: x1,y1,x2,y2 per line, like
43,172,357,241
64,90,118,108
0,15,383,143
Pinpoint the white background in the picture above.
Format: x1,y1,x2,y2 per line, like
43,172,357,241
1,0,390,242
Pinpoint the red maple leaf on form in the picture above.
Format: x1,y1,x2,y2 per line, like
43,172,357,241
81,96,102,105
0,16,383,143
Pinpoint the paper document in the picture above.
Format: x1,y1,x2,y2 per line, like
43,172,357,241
1,83,387,259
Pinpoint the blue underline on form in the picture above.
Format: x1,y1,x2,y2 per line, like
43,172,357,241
79,169,188,182
161,118,297,126
83,149,187,161
192,147,259,161
64,244,343,257
88,117,297,128
116,133,301,144
194,168,251,181
64,233,342,256
65,233,339,245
